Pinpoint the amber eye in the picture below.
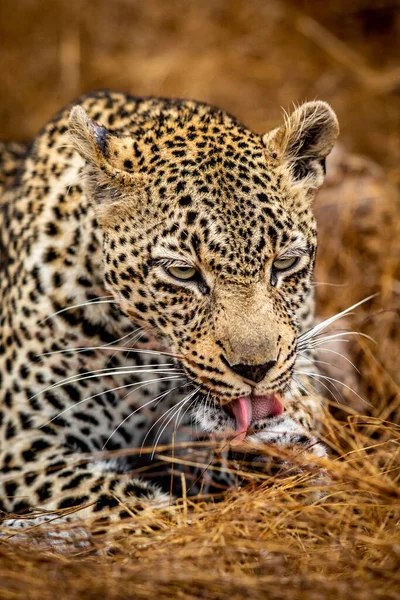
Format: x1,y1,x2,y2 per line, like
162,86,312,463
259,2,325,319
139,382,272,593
166,265,197,281
272,256,299,272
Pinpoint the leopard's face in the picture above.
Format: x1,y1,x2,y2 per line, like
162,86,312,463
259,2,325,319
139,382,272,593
69,100,338,437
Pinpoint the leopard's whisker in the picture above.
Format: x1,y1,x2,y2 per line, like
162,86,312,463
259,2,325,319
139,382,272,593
300,321,355,343
291,375,332,404
311,281,349,288
311,331,376,348
151,408,185,460
35,362,181,386
151,388,199,457
294,371,343,404
46,368,182,390
298,331,375,352
299,331,368,349
300,347,361,374
303,327,376,347
40,376,184,427
294,369,370,406
155,391,196,449
200,391,212,435
102,327,150,370
176,391,198,430
174,388,200,432
31,366,183,399
315,348,361,374
82,294,114,301
298,339,350,353
290,376,310,398
102,384,184,449
39,299,116,324
288,379,310,404
298,294,378,343
193,391,209,438
101,327,148,349
305,326,352,339
141,391,194,455
38,346,183,359
151,393,195,447
298,352,343,370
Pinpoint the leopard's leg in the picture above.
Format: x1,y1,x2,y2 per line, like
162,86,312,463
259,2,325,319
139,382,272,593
246,412,327,460
0,441,172,540
240,412,328,505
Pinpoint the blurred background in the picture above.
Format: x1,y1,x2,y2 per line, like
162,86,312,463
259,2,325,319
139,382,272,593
1,0,399,171
0,0,399,418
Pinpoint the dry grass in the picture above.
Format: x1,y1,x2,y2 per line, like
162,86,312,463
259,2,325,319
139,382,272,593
1,415,400,599
0,1,399,598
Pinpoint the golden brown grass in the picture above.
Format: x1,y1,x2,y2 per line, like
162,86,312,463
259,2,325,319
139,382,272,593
0,1,399,598
1,416,400,600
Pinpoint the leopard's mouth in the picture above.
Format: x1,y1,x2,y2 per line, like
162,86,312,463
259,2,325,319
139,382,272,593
223,394,284,444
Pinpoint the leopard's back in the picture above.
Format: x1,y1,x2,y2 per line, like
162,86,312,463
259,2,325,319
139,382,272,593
0,141,26,197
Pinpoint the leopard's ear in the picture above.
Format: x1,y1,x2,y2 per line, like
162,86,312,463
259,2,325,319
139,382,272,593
263,101,339,192
68,106,139,200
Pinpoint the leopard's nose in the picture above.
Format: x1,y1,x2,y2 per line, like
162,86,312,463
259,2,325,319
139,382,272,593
227,360,277,384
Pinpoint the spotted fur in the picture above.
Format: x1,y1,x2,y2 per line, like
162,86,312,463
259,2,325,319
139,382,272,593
0,91,338,527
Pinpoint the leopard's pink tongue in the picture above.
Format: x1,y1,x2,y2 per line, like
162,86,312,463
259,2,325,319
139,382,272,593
229,394,284,445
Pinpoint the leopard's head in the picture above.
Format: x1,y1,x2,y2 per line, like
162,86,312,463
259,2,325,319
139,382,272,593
69,100,338,439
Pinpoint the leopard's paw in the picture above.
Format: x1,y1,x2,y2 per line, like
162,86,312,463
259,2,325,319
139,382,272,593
231,414,328,487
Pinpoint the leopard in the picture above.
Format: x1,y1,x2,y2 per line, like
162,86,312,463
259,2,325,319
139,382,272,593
0,90,339,534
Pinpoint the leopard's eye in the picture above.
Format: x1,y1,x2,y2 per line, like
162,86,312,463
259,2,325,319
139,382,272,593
272,256,299,272
166,265,197,281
